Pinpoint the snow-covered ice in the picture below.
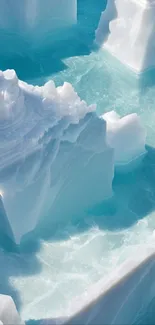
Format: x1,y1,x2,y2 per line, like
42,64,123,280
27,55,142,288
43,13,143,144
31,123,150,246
95,0,155,72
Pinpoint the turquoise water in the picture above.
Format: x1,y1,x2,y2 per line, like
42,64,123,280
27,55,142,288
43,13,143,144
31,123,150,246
133,298,155,325
1,0,155,323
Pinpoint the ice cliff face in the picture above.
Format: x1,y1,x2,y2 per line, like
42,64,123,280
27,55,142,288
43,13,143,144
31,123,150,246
0,70,146,245
95,0,155,72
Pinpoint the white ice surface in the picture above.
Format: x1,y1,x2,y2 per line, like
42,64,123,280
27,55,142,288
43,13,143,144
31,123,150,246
102,111,146,166
0,70,146,245
95,0,155,72
0,294,24,325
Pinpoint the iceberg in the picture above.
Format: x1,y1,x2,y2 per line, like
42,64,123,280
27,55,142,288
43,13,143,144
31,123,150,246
0,69,114,245
95,0,155,72
0,70,146,245
0,294,24,325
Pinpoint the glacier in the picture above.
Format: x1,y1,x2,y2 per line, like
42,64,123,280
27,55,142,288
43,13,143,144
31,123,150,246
0,69,146,245
95,0,155,73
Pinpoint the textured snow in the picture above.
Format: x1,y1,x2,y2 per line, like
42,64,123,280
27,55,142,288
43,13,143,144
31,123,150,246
0,69,146,245
0,294,24,325
95,0,155,72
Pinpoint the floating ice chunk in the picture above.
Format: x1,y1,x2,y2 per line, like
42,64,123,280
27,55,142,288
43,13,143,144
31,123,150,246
0,70,113,244
102,111,146,167
95,0,155,72
0,294,24,325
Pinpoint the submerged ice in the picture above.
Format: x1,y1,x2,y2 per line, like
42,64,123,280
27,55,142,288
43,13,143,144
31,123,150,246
0,0,77,55
0,69,146,245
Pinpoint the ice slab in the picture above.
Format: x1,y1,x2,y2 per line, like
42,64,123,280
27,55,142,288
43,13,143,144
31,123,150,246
0,294,24,325
66,250,155,325
95,0,155,72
